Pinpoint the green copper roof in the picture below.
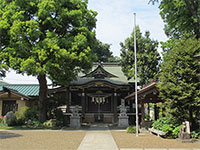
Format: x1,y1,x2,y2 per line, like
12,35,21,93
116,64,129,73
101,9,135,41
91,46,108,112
0,84,40,97
78,62,135,83
70,77,129,86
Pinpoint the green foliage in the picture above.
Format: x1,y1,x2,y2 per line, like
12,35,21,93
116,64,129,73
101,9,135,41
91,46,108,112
152,117,182,137
16,106,38,124
0,0,97,122
150,0,200,39
152,117,172,131
93,40,114,62
4,111,17,126
54,108,64,126
32,120,42,127
158,36,200,128
126,126,139,134
145,114,151,121
162,124,173,136
120,26,161,86
46,92,66,119
191,129,200,139
172,125,182,138
43,119,56,128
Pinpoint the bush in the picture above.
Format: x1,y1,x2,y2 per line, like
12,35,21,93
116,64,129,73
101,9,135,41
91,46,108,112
152,117,172,130
162,124,173,136
126,126,139,134
191,129,200,139
32,120,42,127
172,125,182,138
54,109,64,126
145,114,151,121
4,111,17,126
152,117,182,138
15,106,38,125
43,119,56,127
0,116,4,124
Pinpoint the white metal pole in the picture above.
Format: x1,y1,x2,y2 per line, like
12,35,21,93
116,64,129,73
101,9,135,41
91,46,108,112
134,13,139,137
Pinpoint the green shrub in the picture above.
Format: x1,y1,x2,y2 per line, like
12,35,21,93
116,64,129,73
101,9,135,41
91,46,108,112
0,117,3,124
43,119,56,127
126,126,139,134
152,117,172,130
172,125,182,138
32,120,42,127
16,106,38,125
162,124,173,136
145,114,151,121
191,129,200,139
4,111,17,126
54,109,64,126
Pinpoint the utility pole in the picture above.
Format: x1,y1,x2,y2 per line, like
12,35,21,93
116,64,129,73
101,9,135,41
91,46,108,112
134,13,139,137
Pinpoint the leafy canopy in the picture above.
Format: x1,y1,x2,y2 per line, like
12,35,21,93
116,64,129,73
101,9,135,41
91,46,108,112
158,36,200,127
0,0,97,84
120,26,161,86
93,40,114,62
149,0,200,39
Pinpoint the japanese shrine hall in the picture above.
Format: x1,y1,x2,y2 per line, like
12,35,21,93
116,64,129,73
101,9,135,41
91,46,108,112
53,62,136,124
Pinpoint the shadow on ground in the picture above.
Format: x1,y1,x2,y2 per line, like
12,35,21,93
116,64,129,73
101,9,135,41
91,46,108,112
0,131,22,139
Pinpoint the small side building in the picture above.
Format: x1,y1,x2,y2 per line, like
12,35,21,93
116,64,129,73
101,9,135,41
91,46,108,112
0,84,39,116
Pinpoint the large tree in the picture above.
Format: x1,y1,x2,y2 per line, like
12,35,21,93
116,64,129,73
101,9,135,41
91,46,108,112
93,40,114,62
158,36,200,129
120,26,161,86
0,0,97,122
149,0,200,39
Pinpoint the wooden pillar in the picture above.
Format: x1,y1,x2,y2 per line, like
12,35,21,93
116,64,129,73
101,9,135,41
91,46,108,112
154,104,158,120
113,92,117,123
66,89,70,113
81,92,85,120
141,102,145,128
147,103,150,116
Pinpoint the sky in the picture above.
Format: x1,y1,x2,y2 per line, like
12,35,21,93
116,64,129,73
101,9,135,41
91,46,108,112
3,0,168,84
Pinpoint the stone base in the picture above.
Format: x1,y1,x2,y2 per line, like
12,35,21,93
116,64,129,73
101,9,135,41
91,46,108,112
70,116,80,128
176,138,198,143
118,116,129,128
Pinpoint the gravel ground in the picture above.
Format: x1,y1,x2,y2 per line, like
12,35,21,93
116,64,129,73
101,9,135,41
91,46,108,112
111,131,200,149
0,130,85,150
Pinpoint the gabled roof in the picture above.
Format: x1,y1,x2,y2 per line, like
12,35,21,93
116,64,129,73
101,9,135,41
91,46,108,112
82,63,118,78
70,77,129,86
0,87,30,100
125,81,161,103
78,62,135,84
0,84,40,97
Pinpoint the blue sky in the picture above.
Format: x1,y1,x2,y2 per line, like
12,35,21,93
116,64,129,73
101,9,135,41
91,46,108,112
3,0,168,84
88,0,168,56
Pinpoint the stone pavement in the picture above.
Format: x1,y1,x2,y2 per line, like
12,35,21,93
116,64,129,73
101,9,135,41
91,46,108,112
77,124,118,150
77,123,199,150
120,148,200,150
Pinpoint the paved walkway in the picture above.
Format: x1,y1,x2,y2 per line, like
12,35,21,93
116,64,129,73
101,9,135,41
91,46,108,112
120,148,200,150
77,124,199,150
77,124,118,150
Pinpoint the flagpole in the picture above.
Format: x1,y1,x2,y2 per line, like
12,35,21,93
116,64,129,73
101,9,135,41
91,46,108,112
134,13,139,137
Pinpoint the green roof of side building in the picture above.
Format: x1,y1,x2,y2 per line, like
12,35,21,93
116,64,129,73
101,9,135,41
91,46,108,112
0,84,40,97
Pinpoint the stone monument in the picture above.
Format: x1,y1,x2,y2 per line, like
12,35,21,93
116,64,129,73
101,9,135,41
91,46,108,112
178,121,190,140
70,105,81,128
118,99,129,128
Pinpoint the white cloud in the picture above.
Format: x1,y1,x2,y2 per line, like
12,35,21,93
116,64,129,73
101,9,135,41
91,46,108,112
88,0,168,56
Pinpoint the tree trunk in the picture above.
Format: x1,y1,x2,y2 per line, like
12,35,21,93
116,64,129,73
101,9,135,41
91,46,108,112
37,74,48,122
189,107,197,130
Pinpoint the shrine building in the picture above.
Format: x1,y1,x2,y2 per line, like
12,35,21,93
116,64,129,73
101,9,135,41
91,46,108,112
52,62,137,124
